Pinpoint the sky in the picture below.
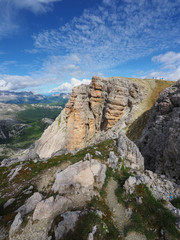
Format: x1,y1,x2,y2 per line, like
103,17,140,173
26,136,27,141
0,0,180,94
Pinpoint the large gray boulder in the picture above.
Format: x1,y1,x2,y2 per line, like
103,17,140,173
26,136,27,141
52,159,106,195
117,133,144,171
33,196,71,221
138,80,180,183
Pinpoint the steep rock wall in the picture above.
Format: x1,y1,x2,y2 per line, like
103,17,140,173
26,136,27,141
138,80,180,183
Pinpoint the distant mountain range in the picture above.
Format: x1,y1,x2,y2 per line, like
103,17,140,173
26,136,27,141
0,91,70,104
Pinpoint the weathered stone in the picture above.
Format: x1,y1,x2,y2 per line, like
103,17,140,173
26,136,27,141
138,80,180,183
16,192,43,216
8,165,22,181
9,212,23,238
118,133,144,171
95,151,102,156
4,198,15,209
107,151,119,169
34,109,67,159
84,153,92,161
87,225,97,240
33,196,71,221
54,211,80,240
52,159,106,195
124,172,180,201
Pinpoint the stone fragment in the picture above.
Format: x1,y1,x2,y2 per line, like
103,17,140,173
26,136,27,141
4,198,15,209
16,192,43,216
95,151,102,156
87,225,97,240
54,211,80,240
8,165,22,181
9,212,23,238
107,151,119,169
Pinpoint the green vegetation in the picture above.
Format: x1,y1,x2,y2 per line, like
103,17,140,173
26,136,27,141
171,197,180,209
16,106,60,122
62,210,121,240
116,183,180,239
5,106,62,150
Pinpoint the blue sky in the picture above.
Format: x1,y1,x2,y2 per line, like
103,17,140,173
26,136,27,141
0,0,180,93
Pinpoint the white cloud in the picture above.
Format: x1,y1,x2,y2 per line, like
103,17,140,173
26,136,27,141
143,51,180,81
0,75,36,91
152,52,180,69
50,78,91,92
0,0,62,39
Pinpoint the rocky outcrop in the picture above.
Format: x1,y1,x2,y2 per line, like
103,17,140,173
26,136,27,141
118,133,144,171
35,76,146,158
52,159,106,195
138,80,180,183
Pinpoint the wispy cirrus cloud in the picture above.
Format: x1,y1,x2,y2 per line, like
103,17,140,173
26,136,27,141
33,0,180,74
0,0,62,39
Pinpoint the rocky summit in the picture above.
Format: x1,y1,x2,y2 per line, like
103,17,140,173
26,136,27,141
0,76,180,240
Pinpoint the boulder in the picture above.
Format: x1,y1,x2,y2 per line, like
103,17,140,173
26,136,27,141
9,212,23,238
118,133,144,171
16,192,43,216
107,151,119,169
54,211,81,240
52,159,106,195
33,196,71,221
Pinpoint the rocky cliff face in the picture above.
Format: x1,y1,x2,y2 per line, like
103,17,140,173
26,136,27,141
138,80,180,183
35,76,147,158
35,76,174,159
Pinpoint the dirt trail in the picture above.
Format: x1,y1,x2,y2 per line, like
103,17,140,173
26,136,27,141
105,178,129,237
105,178,147,240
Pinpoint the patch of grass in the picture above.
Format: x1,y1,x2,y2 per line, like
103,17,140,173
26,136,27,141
124,184,180,240
171,197,180,209
16,106,61,123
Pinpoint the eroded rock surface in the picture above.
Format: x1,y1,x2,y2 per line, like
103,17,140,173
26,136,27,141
124,170,180,201
52,159,106,195
35,76,146,158
138,80,180,183
118,133,144,171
